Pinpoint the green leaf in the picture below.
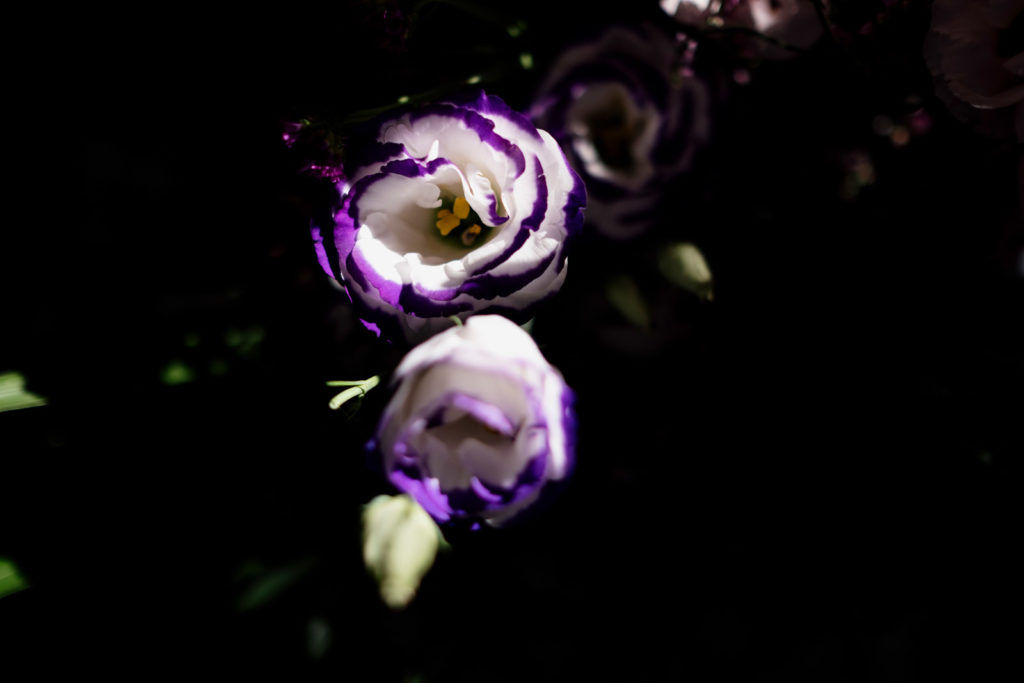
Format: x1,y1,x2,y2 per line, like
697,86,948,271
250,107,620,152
606,274,651,329
224,326,265,359
0,558,28,598
0,372,47,413
657,242,714,301
307,617,332,660
160,361,195,386
236,558,314,612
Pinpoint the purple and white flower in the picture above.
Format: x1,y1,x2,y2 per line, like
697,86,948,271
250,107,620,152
312,92,586,344
530,24,710,239
371,315,575,527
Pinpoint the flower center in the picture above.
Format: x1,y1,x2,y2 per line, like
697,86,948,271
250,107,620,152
584,97,646,172
427,411,514,452
433,196,491,248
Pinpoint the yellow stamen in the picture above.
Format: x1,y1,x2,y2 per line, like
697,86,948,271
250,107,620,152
461,223,482,246
453,196,471,220
436,213,461,236
436,208,451,218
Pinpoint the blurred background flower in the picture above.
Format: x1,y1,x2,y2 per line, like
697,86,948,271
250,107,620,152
531,24,710,239
925,0,1024,140
662,0,828,58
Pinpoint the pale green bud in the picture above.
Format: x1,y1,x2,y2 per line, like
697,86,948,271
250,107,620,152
657,242,713,301
361,494,441,610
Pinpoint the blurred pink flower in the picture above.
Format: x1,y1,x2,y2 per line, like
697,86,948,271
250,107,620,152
925,0,1024,140
530,24,710,239
661,0,827,58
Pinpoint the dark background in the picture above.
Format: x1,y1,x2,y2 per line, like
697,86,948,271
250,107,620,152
4,1,1021,680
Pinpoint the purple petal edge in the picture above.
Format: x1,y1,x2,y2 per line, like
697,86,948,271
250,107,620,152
406,102,527,178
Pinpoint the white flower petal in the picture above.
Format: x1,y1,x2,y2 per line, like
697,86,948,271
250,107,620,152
376,315,575,526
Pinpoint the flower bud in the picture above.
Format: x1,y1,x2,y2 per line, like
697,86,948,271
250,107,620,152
361,494,441,609
658,241,714,301
373,315,576,527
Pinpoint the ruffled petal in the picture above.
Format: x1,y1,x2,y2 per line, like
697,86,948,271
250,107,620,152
314,92,584,344
375,316,575,526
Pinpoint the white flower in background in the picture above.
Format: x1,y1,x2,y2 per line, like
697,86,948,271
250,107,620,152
662,0,827,58
661,0,715,26
531,25,710,239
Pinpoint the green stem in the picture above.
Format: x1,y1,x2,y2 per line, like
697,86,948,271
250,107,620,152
327,375,381,411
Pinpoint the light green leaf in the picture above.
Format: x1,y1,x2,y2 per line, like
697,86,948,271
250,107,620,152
0,372,47,413
606,274,651,329
160,361,195,385
657,242,714,301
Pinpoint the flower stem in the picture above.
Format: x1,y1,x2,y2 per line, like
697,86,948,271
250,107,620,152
327,375,381,410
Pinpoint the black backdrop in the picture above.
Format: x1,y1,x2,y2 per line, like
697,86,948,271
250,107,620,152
4,1,1021,680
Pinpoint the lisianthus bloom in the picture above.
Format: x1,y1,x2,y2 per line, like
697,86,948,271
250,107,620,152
312,92,585,344
371,315,575,527
530,24,710,239
925,0,1024,140
661,0,826,58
